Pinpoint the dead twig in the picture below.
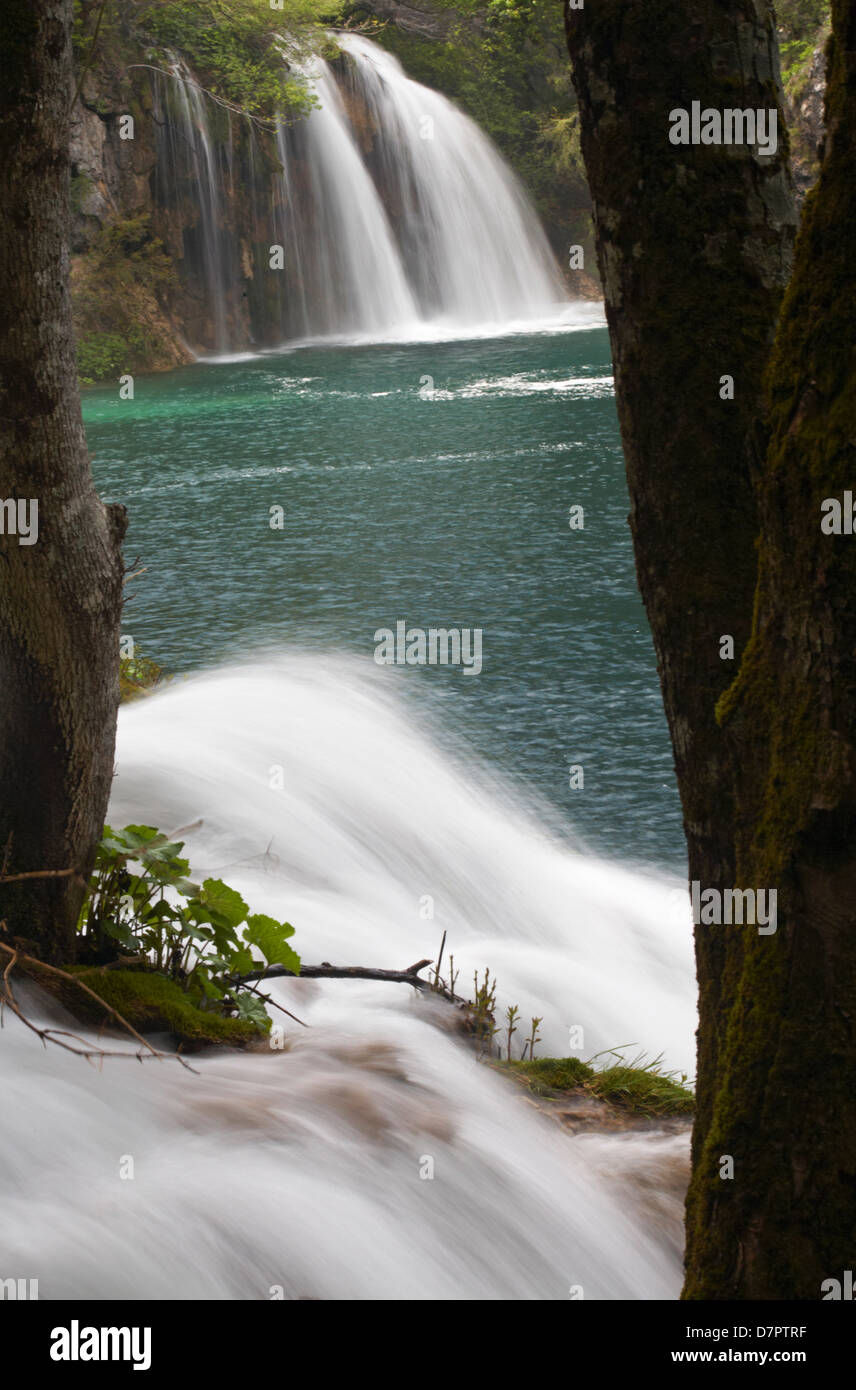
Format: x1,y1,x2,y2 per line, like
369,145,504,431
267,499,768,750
433,930,446,992
234,957,436,991
233,969,309,1029
0,867,75,884
0,940,197,1072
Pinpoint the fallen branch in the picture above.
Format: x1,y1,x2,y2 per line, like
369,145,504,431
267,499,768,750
0,867,75,884
235,957,436,990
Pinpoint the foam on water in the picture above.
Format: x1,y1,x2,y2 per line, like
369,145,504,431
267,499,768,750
0,656,695,1299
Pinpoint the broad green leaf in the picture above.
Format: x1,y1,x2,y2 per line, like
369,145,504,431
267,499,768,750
199,878,248,929
244,914,300,974
229,944,256,978
102,920,139,950
228,991,271,1028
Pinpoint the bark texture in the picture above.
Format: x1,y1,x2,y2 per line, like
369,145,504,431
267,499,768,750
564,0,797,1266
685,0,856,1298
0,0,127,962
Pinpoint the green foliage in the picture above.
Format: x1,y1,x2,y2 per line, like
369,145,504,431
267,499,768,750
137,0,328,118
503,1002,519,1062
584,1050,694,1116
70,171,95,214
88,215,176,287
119,649,166,702
777,0,830,87
502,1056,592,1092
522,1014,542,1061
776,0,829,41
780,37,819,93
76,332,130,387
73,215,178,383
499,1053,695,1116
537,111,585,181
77,824,300,1030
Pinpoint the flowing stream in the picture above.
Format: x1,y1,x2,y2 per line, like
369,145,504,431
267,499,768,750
2,658,693,1300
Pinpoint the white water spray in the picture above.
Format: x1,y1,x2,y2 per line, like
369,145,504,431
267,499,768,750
1,656,695,1299
334,34,564,327
276,50,421,338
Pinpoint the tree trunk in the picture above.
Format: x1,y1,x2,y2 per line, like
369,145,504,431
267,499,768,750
564,0,797,1260
683,0,856,1298
0,0,127,963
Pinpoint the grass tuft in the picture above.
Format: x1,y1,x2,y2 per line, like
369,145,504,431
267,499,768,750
495,1050,694,1117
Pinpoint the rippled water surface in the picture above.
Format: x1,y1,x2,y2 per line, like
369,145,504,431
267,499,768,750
85,323,684,868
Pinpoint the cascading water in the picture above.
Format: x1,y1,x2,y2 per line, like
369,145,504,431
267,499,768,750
151,62,233,351
274,51,420,339
335,34,564,326
0,657,695,1299
150,36,570,350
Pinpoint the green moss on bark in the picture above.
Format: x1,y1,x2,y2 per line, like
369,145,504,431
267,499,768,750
683,0,856,1299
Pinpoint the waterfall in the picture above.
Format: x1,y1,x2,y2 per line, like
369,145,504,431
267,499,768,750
150,37,569,350
0,656,694,1299
151,61,232,351
334,34,564,327
274,53,420,339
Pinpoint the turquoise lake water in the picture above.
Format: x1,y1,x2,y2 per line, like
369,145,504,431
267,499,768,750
83,324,685,869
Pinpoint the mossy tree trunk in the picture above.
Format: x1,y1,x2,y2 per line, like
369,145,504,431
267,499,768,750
0,1,127,963
684,0,856,1299
563,0,797,1287
566,0,855,1294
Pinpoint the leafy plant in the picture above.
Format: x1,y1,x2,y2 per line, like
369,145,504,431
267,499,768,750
119,648,166,702
73,216,178,383
76,332,130,386
522,1015,542,1062
137,0,327,119
77,824,300,1030
469,966,499,1056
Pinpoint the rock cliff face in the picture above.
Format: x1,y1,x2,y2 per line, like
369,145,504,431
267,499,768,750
70,57,293,368
70,63,196,375
786,35,829,199
71,75,152,244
